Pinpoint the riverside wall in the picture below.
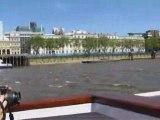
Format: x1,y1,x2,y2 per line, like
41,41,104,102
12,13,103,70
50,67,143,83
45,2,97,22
28,53,157,65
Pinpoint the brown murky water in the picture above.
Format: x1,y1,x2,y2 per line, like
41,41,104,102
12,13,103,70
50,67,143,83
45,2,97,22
0,59,159,102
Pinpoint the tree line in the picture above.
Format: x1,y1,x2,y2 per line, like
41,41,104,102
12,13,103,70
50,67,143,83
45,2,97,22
145,37,160,52
27,35,145,55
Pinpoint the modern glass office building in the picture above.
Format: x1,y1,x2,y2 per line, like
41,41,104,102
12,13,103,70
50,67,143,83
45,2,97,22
16,22,44,33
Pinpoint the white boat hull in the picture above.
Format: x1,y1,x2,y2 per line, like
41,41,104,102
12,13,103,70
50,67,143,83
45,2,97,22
0,63,13,68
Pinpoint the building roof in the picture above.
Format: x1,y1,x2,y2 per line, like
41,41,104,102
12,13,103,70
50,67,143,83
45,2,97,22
16,26,31,32
16,26,43,32
128,33,144,36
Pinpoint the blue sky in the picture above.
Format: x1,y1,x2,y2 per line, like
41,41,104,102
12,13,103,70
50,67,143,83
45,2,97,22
1,0,160,35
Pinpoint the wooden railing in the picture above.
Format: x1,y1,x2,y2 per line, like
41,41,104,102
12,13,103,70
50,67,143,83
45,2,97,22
10,93,160,118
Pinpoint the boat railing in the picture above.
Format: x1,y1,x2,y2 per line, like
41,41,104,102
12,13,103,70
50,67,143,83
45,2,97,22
8,94,160,120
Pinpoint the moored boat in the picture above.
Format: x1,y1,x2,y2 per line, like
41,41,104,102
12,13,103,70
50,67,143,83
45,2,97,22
0,59,13,69
82,58,121,63
82,59,105,63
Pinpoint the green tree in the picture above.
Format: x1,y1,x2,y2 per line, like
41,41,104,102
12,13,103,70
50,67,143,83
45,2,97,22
71,38,82,53
57,37,69,48
82,37,97,54
145,37,160,51
152,37,160,50
28,36,45,55
45,38,59,54
55,37,69,54
108,39,117,53
98,37,109,53
119,39,126,53
133,39,145,52
124,39,134,51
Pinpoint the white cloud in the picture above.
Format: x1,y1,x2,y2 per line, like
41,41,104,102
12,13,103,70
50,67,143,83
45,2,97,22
54,2,67,12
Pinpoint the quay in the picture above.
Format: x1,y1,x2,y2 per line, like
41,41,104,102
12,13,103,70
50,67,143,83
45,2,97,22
0,52,159,67
0,55,29,67
28,52,154,65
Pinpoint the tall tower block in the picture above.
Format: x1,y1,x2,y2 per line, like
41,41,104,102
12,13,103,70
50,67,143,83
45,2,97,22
0,21,3,40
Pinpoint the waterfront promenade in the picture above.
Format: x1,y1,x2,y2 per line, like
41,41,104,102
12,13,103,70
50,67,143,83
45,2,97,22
29,53,157,65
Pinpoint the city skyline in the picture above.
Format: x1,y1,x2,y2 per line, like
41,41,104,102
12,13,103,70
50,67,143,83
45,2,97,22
1,0,160,35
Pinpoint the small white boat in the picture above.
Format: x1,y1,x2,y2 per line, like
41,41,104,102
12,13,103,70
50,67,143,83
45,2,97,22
0,59,13,68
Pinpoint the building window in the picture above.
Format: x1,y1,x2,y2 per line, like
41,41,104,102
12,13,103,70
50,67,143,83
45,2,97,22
2,49,5,55
52,50,55,54
7,49,10,55
74,50,77,53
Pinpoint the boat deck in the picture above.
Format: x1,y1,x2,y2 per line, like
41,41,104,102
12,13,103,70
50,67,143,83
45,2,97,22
30,113,116,120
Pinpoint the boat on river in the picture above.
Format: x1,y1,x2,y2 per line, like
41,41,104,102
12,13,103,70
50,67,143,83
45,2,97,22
82,58,121,63
8,92,160,120
0,59,12,69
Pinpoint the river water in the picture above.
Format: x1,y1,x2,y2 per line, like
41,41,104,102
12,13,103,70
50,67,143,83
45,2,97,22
0,59,160,102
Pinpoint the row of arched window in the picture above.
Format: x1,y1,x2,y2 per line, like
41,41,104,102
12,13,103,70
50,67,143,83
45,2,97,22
0,49,10,55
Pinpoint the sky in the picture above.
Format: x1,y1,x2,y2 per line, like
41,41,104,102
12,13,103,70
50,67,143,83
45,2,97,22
0,0,160,35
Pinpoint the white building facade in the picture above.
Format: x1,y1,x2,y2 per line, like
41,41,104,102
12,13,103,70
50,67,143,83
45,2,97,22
30,30,145,55
0,21,21,55
5,31,43,54
0,20,146,55
3,32,21,55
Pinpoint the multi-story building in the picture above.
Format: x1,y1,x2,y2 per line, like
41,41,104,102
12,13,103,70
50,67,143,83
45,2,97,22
143,30,160,51
33,30,145,55
4,22,44,54
16,22,44,33
144,30,160,38
15,22,44,54
2,21,146,55
1,35,21,55
39,30,98,55
52,27,64,35
0,37,21,55
0,21,21,55
5,31,43,54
